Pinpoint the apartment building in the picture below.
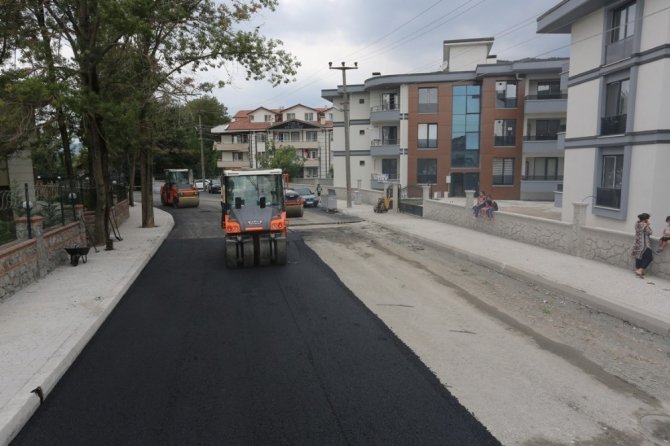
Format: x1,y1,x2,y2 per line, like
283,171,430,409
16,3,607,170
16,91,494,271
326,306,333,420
322,38,567,200
210,104,333,178
538,0,670,231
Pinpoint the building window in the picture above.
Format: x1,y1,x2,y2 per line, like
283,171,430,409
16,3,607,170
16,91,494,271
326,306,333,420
328,113,333,121
305,149,318,159
536,80,562,99
304,112,314,121
596,153,623,208
232,152,245,161
382,93,397,111
306,131,318,142
359,160,365,166
255,133,266,143
495,81,517,108
418,87,438,113
527,119,562,141
359,129,365,135
606,2,636,63
417,158,437,184
264,114,272,122
249,115,255,122
493,158,514,185
286,113,295,120
382,126,398,145
359,98,365,104
610,2,636,43
602,78,629,135
382,158,398,180
304,167,318,178
278,131,300,142
452,85,480,168
233,134,249,144
494,119,516,146
418,123,438,149
524,157,560,181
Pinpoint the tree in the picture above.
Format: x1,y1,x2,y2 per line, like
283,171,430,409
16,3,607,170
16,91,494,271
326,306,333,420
32,0,300,237
257,140,304,179
117,0,300,228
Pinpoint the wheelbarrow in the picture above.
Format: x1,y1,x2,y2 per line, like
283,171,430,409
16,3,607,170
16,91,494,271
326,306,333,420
65,246,90,266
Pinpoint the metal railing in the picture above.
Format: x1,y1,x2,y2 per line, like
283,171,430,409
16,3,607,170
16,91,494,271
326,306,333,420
0,181,128,245
524,94,567,100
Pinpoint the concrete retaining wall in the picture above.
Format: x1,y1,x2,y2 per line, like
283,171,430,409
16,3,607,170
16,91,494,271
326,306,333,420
423,199,669,280
291,184,668,279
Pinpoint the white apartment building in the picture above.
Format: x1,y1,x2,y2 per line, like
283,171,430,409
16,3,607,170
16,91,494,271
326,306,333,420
322,38,567,200
211,104,333,178
538,0,670,232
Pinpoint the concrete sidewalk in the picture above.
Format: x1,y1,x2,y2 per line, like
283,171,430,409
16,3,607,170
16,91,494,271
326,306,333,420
336,200,670,338
0,205,174,445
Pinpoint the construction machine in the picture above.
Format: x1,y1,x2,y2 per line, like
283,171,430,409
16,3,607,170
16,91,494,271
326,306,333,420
221,169,288,267
160,169,200,208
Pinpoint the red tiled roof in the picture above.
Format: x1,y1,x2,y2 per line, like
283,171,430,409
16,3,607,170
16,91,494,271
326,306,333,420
221,105,334,132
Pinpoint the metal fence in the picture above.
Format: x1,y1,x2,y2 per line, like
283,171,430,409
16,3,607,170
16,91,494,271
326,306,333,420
0,181,128,245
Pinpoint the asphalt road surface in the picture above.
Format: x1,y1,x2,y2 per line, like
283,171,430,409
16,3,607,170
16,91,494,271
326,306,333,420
12,196,500,445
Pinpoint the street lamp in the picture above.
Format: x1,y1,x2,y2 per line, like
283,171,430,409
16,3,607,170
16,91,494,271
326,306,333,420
329,61,358,208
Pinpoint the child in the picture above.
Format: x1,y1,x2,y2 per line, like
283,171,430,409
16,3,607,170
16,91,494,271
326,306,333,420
657,215,670,254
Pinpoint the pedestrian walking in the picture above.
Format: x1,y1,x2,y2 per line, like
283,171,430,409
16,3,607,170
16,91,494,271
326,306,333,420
631,212,653,278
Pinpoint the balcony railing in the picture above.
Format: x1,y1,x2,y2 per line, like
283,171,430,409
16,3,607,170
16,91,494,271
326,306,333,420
371,139,399,146
494,135,516,146
524,134,559,141
605,35,634,64
370,104,399,112
600,114,627,135
524,94,567,100
596,187,621,208
521,175,564,181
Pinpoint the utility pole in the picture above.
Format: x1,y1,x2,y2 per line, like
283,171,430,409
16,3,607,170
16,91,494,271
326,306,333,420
198,114,206,184
329,61,357,208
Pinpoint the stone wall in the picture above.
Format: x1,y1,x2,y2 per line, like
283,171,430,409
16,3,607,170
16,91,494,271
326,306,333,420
0,199,131,300
291,184,668,278
423,199,669,280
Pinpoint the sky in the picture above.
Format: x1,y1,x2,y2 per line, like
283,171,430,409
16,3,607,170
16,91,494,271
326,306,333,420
202,0,571,116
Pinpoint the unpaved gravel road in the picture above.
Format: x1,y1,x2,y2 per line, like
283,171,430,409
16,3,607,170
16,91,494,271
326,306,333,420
296,221,670,446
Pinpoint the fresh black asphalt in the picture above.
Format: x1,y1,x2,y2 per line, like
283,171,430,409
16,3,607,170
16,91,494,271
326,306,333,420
12,205,500,445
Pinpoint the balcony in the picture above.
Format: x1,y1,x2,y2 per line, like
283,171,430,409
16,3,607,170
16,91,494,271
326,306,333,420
370,105,400,123
522,135,561,155
275,140,320,149
217,159,249,169
600,114,627,136
524,94,567,115
370,139,400,156
303,158,319,168
214,141,249,152
520,175,564,200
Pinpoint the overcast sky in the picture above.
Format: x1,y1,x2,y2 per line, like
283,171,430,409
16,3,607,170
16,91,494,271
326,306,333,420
202,0,570,116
